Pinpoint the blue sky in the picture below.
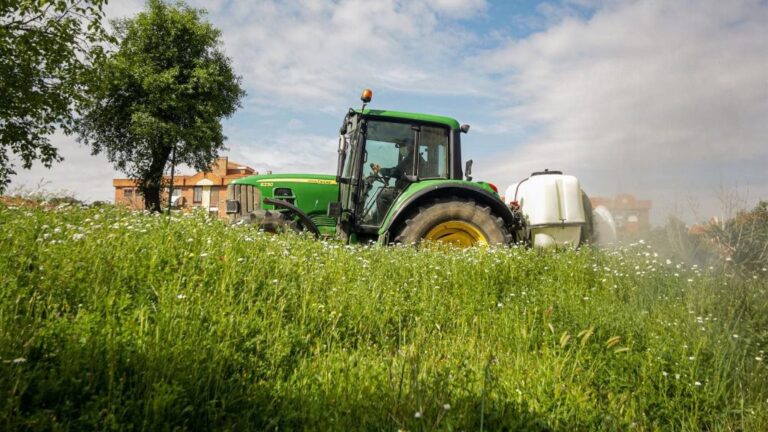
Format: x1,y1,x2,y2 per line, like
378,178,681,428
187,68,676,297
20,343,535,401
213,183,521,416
11,0,768,224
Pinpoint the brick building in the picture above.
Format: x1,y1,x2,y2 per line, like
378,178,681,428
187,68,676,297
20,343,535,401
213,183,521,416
113,157,256,218
590,193,652,238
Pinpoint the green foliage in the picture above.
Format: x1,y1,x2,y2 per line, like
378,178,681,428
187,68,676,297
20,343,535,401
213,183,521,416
697,201,768,275
0,0,110,193
650,202,768,277
1,204,766,430
77,0,245,211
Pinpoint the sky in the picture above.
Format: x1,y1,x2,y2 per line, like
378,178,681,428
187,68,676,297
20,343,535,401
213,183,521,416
10,0,768,224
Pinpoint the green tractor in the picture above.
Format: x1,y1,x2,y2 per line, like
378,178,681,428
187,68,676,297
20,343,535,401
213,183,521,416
226,89,519,247
226,89,612,247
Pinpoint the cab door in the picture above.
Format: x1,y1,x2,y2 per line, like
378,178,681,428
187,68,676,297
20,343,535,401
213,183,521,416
356,120,417,228
335,113,363,240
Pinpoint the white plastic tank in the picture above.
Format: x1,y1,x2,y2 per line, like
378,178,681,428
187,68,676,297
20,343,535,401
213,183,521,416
505,170,586,248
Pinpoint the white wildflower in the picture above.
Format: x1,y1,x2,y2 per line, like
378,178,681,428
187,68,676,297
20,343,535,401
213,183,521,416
694,381,702,386
443,403,451,410
414,411,422,419
13,357,26,364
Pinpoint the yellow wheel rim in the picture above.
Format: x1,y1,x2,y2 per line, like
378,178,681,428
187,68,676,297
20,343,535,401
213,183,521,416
424,221,488,247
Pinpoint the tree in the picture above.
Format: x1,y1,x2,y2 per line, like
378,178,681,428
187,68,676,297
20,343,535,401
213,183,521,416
77,0,245,211
0,0,110,193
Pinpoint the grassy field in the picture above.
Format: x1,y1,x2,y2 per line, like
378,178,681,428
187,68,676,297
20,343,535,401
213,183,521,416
1,203,766,431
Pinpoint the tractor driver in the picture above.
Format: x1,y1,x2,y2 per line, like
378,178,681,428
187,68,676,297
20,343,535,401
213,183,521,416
370,139,423,185
363,140,418,224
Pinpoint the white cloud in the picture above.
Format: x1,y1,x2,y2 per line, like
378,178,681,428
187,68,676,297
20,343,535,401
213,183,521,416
9,133,120,202
427,0,487,18
103,0,144,20
209,0,491,106
475,0,768,222
228,133,338,175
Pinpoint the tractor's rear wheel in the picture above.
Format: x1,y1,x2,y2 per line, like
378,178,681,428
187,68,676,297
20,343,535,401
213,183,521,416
394,197,511,247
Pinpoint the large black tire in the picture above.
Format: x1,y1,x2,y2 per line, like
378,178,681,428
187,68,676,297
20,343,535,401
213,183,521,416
394,197,512,246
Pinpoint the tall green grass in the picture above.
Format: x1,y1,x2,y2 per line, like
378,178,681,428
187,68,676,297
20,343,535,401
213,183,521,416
1,203,766,430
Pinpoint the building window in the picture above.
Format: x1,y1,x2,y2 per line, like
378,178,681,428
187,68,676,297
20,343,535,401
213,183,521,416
193,186,202,203
124,188,133,198
167,187,182,206
210,186,219,207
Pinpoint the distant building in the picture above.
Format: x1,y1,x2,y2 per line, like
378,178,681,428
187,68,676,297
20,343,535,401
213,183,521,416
113,157,255,218
590,193,652,238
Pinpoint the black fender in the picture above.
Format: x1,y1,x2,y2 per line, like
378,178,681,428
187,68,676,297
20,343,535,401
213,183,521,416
264,198,321,238
381,184,519,241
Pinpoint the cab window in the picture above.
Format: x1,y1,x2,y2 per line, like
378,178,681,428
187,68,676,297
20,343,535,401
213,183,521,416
418,125,449,179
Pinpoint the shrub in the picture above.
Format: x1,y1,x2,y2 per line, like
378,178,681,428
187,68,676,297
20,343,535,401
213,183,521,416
684,201,768,276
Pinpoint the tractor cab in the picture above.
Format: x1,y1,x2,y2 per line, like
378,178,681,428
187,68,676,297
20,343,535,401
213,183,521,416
334,92,467,242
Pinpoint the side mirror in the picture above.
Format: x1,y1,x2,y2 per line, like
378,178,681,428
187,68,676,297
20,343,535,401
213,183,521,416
460,124,470,134
465,159,473,181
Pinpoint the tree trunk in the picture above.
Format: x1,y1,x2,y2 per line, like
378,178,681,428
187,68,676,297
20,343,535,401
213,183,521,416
143,184,163,212
141,144,173,212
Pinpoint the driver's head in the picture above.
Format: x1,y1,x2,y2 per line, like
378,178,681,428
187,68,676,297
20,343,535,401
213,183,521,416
395,138,413,158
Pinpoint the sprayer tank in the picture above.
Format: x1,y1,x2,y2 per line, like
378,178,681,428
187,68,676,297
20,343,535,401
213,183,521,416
505,172,586,248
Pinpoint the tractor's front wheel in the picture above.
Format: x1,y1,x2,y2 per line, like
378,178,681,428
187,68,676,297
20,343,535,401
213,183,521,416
394,198,511,247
